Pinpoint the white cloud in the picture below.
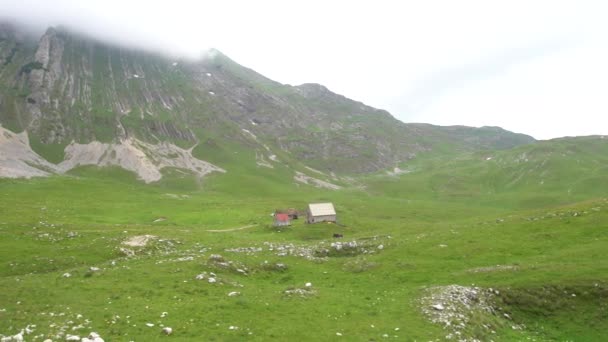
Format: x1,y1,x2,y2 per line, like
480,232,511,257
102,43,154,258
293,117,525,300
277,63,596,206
404,39,608,139
0,0,606,138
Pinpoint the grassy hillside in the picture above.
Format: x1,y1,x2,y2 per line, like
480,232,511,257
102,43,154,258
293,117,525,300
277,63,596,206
365,136,608,210
1,22,605,342
1,136,607,341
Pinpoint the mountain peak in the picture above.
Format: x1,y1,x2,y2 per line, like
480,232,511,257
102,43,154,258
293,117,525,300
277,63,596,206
0,24,536,181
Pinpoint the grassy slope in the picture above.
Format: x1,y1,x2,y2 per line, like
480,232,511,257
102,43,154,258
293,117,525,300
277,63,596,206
1,136,607,341
366,137,608,210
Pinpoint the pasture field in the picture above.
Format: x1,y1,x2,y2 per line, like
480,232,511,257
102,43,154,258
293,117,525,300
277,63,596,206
0,164,607,341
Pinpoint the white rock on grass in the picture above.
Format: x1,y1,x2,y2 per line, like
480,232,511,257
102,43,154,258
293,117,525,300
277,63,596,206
162,327,172,335
89,267,100,272
65,335,80,341
432,304,445,311
2,331,24,342
145,323,154,327
82,332,104,342
62,273,71,278
160,312,168,318
24,325,35,335
208,254,224,261
305,282,312,288
228,292,240,297
421,285,499,340
208,277,217,283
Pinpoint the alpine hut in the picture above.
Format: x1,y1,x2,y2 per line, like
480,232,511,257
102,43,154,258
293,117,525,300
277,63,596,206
306,203,337,224
274,212,291,227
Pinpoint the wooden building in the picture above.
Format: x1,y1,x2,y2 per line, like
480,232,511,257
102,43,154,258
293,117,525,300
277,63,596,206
274,213,291,227
306,203,337,224
275,208,300,220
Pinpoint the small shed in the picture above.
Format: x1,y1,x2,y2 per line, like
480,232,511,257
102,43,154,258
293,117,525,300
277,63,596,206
275,208,300,220
274,213,291,227
306,203,337,224
286,208,299,220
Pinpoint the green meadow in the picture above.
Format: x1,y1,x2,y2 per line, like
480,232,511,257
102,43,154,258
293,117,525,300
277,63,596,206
1,139,607,341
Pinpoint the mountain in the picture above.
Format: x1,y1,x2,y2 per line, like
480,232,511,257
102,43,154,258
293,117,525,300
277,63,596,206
0,23,535,182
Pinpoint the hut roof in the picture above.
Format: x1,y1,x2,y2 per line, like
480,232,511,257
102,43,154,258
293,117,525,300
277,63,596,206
308,203,336,216
275,213,290,222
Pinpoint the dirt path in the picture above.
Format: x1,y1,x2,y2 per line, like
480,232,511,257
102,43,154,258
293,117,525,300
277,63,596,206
206,224,257,233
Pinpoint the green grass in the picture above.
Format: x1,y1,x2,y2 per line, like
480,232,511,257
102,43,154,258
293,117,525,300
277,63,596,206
0,156,607,341
28,135,68,164
1,29,605,340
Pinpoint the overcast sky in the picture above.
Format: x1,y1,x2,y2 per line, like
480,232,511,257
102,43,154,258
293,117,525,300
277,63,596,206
1,0,607,139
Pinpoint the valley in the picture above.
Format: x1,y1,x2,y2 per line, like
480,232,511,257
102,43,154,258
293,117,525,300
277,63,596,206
0,22,607,341
1,143,607,341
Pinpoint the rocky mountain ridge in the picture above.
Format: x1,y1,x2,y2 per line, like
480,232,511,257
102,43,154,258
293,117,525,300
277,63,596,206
0,23,536,182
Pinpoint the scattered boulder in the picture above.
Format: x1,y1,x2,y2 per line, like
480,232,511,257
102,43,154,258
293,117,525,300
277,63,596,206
81,332,104,342
161,327,172,335
208,254,224,262
1,330,24,342
13,333,24,342
420,285,509,341
284,286,316,297
118,247,135,257
260,261,288,272
432,304,445,311
122,235,157,247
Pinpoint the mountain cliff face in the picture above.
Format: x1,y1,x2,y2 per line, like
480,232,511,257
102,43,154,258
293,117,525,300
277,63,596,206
0,23,535,181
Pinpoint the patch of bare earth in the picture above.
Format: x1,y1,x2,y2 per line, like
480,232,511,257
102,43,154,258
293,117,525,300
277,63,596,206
0,126,59,178
58,139,224,183
0,125,224,182
294,171,341,190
